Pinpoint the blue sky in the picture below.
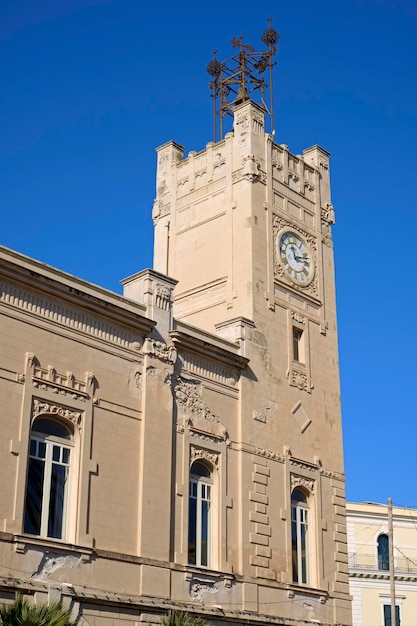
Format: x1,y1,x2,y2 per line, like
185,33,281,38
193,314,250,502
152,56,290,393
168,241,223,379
2,0,417,507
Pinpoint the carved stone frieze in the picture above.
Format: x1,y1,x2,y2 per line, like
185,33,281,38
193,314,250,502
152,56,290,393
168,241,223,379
291,473,315,494
143,338,177,364
319,466,345,482
255,448,285,463
190,445,219,468
32,399,82,429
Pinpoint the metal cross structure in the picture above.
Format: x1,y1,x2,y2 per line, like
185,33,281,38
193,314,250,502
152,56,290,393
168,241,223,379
207,19,279,142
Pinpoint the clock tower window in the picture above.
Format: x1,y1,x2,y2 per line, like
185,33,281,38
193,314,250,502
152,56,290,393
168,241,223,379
292,328,305,364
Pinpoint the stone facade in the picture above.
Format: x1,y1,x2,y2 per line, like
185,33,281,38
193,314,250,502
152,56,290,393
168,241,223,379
347,502,417,626
0,99,351,625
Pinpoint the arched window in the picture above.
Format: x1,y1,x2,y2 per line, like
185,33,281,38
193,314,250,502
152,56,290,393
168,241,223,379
378,533,389,571
292,488,309,584
24,417,73,540
188,460,212,567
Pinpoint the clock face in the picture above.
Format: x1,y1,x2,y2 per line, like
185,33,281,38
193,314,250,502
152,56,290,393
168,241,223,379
279,231,313,284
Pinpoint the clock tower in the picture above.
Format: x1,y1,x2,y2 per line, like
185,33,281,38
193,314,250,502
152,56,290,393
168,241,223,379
150,30,350,626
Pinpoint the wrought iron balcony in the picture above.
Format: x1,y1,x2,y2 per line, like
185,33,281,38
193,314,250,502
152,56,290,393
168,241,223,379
349,552,417,575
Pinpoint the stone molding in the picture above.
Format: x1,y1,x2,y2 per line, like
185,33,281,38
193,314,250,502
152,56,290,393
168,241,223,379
0,282,141,351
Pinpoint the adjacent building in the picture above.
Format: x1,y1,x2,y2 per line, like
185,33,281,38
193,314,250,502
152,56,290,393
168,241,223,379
0,47,351,626
347,501,417,626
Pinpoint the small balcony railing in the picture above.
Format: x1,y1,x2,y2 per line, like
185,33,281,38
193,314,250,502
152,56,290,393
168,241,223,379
349,552,417,574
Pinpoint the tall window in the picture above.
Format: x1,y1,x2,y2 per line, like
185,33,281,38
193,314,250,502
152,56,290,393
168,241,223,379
188,461,212,567
378,533,389,571
292,488,309,584
383,604,401,626
24,417,73,540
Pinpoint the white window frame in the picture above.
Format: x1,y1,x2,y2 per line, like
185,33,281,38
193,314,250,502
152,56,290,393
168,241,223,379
24,424,72,540
292,490,309,584
189,466,212,567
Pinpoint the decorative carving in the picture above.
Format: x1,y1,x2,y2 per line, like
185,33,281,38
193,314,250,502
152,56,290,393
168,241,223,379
152,199,170,225
186,572,231,599
291,311,305,325
241,154,261,182
143,338,177,364
195,167,207,178
321,203,335,247
213,153,226,169
177,175,189,189
26,352,36,369
289,367,309,393
319,466,345,481
155,284,171,311
288,171,300,183
304,181,315,192
319,159,329,170
190,445,219,468
32,399,82,429
174,378,214,419
255,448,285,463
174,377,229,444
30,363,90,401
291,473,315,493
322,222,333,247
272,160,283,171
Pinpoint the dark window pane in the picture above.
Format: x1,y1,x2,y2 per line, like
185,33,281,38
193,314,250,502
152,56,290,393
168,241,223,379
24,458,44,535
38,441,46,459
188,494,197,564
48,464,67,539
191,461,210,478
32,418,71,439
378,534,389,570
